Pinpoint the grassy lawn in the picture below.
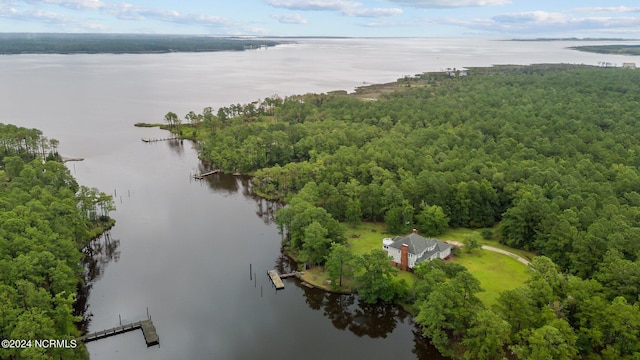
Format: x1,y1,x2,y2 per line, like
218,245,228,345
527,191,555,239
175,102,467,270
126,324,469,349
345,222,389,254
344,222,418,287
453,249,530,306
299,266,352,293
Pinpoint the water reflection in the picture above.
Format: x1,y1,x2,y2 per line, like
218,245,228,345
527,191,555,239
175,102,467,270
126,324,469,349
195,172,282,225
296,283,446,358
298,287,406,339
165,137,284,224
74,231,121,333
412,327,450,359
165,138,186,155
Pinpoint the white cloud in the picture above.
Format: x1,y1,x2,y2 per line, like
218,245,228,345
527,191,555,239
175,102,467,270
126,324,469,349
20,0,106,10
9,0,236,29
265,0,402,18
0,6,73,23
264,0,360,11
344,7,402,17
56,2,234,27
0,5,104,30
573,6,640,14
271,13,308,24
384,0,510,8
46,0,105,10
436,11,640,35
492,11,565,24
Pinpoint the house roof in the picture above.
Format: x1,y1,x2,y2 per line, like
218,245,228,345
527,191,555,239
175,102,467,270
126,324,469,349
418,239,453,262
389,233,438,255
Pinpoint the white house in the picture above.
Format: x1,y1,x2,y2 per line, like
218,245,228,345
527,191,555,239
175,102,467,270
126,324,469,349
382,229,452,271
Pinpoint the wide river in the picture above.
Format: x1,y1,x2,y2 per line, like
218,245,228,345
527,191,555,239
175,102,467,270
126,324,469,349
1,38,637,359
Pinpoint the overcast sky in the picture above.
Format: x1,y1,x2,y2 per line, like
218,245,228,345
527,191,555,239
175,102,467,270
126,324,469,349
1,0,640,38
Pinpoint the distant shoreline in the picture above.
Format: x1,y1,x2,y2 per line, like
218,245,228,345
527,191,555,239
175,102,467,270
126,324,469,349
508,37,638,42
0,33,282,55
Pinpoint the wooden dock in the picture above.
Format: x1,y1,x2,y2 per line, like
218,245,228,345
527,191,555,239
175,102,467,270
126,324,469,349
192,169,220,179
78,319,159,347
279,271,303,279
267,270,303,289
267,269,285,289
142,137,178,143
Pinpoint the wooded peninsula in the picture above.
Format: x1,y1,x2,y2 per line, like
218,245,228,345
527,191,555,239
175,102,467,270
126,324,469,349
162,64,640,360
0,124,115,359
571,44,640,56
0,33,280,54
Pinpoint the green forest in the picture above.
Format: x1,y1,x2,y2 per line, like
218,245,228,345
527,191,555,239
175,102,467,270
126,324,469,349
0,33,280,54
0,124,115,359
167,64,640,359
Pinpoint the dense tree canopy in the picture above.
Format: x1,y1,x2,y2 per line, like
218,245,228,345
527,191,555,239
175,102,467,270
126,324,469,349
171,64,640,359
181,65,640,277
0,124,114,359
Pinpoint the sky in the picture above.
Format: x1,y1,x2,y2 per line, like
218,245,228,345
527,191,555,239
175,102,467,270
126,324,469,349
1,0,640,38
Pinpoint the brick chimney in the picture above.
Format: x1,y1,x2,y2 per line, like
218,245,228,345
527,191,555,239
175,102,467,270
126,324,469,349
401,244,409,271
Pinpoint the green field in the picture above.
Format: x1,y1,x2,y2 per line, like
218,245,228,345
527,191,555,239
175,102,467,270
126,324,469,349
453,249,530,305
345,222,389,254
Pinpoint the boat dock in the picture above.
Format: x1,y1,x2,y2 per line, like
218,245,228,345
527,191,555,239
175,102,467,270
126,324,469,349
78,319,159,347
142,137,178,143
267,270,303,289
267,269,285,289
192,169,220,179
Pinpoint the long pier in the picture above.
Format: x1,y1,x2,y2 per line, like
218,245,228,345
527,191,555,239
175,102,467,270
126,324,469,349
78,319,159,347
142,137,178,143
192,169,220,179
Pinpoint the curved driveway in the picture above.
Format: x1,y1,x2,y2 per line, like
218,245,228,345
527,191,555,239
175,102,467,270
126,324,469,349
479,245,531,266
447,241,531,266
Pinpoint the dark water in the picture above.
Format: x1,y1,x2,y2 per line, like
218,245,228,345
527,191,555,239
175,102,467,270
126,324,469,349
72,138,442,360
1,38,636,359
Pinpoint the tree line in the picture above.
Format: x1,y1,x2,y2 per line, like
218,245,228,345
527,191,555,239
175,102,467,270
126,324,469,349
0,124,115,359
0,33,281,54
0,123,60,164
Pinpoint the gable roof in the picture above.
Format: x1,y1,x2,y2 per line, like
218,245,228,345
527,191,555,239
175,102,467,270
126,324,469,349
388,233,438,255
418,239,453,262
